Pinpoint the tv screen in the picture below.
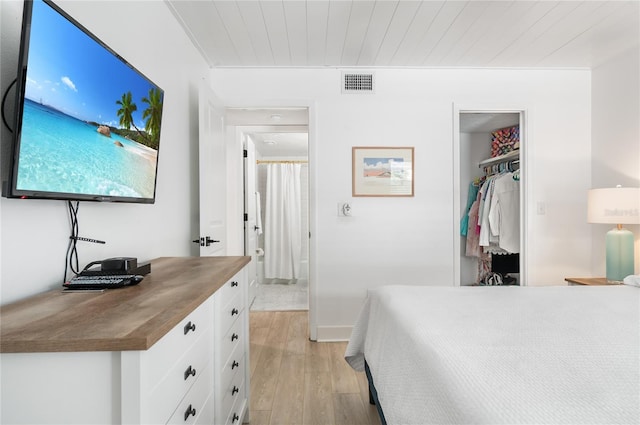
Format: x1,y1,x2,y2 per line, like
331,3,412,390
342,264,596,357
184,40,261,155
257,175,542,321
7,0,163,203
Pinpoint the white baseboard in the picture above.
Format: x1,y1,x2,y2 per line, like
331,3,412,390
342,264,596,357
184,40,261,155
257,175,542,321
315,325,353,342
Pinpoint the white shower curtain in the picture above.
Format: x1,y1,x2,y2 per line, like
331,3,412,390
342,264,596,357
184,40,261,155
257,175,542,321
264,163,302,280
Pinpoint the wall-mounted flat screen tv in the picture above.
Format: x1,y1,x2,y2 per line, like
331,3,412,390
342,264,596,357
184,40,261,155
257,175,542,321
6,0,164,203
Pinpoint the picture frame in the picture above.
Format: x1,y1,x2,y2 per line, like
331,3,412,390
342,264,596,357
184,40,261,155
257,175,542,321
352,146,414,197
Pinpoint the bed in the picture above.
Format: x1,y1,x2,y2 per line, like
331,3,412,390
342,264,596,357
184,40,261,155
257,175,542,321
344,285,639,425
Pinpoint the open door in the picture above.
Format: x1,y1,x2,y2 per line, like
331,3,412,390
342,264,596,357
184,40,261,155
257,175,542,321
244,137,259,305
196,82,226,256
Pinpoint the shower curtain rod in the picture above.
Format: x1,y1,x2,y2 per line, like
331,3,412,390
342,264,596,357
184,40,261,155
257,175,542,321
256,160,308,164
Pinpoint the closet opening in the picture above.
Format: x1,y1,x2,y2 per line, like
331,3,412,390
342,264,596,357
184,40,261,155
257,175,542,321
456,110,526,286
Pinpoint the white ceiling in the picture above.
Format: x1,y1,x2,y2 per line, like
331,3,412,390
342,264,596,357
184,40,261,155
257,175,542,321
168,0,639,156
248,131,309,157
166,0,639,69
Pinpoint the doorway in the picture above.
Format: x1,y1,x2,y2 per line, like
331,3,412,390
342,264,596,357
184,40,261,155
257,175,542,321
454,108,528,286
226,108,310,311
251,132,309,311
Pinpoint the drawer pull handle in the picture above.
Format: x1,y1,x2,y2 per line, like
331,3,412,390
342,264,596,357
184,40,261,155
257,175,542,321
232,385,239,395
184,365,196,380
184,404,196,421
231,333,239,342
232,413,240,423
231,281,239,287
231,308,239,316
184,321,196,335
232,360,239,370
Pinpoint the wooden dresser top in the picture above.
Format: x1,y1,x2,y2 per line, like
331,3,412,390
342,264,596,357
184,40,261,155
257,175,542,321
0,256,250,353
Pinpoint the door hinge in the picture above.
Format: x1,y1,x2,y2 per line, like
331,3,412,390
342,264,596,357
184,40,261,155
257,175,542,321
244,213,248,221
243,149,248,158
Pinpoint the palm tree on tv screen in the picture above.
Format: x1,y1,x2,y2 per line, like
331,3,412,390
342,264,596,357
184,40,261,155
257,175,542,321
116,91,137,130
115,90,157,148
141,88,163,148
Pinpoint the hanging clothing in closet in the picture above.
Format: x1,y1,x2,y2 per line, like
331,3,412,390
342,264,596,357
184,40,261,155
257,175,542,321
466,171,519,256
488,172,519,254
460,180,480,238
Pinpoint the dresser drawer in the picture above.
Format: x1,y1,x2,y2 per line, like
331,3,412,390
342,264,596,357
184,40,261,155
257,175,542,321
215,273,244,312
145,328,213,424
219,347,245,402
166,362,213,425
144,297,214,389
220,356,246,425
216,289,244,338
219,312,243,367
224,395,247,425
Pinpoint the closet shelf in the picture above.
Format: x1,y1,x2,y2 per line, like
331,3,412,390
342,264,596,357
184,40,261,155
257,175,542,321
478,149,520,168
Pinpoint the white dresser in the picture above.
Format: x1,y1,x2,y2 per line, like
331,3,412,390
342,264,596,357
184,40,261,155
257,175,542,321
0,256,250,425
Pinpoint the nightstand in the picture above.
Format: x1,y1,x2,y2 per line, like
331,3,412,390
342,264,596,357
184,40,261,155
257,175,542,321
564,277,621,286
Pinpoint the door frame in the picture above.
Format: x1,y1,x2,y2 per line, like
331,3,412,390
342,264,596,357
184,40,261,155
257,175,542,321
242,134,258,305
230,101,318,340
452,103,530,286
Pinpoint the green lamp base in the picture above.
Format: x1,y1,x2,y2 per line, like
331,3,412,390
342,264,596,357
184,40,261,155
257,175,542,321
606,227,635,283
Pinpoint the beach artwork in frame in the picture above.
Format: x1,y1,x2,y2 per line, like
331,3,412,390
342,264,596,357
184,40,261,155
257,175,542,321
352,147,414,197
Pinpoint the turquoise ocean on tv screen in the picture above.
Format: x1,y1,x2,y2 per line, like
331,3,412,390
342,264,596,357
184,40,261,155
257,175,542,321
16,99,157,199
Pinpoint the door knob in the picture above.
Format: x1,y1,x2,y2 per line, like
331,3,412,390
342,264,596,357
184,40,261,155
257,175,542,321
192,236,220,247
205,236,219,246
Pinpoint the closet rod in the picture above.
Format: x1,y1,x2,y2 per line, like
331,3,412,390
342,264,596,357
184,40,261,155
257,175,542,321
256,160,308,164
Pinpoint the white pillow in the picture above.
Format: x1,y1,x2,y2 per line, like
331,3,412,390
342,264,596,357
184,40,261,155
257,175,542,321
622,275,640,287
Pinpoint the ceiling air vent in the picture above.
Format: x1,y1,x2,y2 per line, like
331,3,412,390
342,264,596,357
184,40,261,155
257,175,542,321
342,72,375,94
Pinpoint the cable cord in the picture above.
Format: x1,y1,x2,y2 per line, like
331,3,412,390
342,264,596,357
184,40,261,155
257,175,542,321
62,201,107,282
64,200,80,282
1,79,17,132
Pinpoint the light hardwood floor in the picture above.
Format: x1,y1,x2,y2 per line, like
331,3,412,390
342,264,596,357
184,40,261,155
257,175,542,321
249,311,382,425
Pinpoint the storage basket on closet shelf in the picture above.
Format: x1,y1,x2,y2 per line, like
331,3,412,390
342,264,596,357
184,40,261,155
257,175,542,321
491,125,519,157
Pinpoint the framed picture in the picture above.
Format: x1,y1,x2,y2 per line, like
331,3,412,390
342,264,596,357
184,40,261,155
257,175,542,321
352,146,414,197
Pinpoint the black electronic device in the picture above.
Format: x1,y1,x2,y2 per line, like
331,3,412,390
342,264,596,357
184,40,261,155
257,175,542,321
4,0,164,203
63,257,147,290
84,256,138,273
63,274,143,290
79,257,151,276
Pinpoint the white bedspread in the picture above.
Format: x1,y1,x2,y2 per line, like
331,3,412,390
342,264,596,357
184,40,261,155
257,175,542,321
345,285,640,424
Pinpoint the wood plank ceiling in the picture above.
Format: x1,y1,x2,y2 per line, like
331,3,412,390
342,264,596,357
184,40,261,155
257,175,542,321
166,0,639,69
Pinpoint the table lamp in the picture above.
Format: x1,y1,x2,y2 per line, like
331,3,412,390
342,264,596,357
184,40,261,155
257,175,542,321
587,186,640,282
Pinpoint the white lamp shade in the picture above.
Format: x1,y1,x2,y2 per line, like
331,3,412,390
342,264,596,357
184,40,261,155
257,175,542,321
587,187,640,224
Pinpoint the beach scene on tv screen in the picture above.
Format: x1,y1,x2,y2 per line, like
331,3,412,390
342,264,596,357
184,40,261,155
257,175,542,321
16,0,163,199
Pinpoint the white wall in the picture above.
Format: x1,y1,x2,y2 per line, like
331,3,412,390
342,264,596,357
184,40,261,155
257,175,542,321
0,1,210,304
591,46,640,275
210,68,592,338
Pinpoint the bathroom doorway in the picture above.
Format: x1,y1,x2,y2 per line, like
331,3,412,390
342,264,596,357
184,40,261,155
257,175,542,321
227,108,309,311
